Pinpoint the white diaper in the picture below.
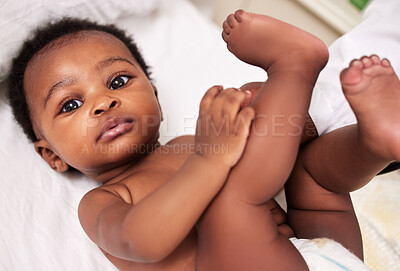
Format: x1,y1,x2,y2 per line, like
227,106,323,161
291,238,371,271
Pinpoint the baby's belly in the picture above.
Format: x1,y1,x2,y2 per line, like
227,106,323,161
103,230,197,271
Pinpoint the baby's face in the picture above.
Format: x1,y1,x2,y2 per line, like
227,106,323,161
24,31,162,175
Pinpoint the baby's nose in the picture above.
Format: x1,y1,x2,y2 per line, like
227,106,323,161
92,97,120,116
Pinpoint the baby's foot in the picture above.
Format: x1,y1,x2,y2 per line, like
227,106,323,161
341,55,400,161
222,10,329,75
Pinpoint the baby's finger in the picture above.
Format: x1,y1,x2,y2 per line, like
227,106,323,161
220,89,249,121
209,87,238,115
239,82,262,108
199,85,223,112
212,88,242,110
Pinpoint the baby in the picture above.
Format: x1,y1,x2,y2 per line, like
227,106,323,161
7,10,400,271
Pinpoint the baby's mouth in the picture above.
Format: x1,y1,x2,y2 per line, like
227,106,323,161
97,116,135,142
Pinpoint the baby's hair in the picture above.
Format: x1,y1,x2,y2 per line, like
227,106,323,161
7,17,152,143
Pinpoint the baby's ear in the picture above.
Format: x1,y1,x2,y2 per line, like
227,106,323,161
34,139,69,172
153,85,164,121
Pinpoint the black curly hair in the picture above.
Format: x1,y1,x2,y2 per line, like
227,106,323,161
7,17,152,143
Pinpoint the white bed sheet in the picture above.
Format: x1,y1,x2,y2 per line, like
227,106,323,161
0,0,399,270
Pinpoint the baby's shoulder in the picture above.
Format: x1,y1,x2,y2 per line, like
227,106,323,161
79,183,132,210
164,135,196,155
166,135,195,146
77,184,132,242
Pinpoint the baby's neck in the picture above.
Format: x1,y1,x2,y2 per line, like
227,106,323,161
84,141,162,184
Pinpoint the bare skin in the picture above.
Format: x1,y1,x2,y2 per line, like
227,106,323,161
196,10,328,271
239,81,319,145
342,56,400,162
286,55,400,260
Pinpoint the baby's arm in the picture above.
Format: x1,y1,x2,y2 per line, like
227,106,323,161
78,86,255,262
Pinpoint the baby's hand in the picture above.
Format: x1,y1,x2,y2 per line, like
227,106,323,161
195,85,255,167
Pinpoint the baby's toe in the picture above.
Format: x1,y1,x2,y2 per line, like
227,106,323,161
382,58,392,68
349,59,363,69
226,14,239,28
370,55,381,65
223,21,231,34
340,66,363,88
234,10,247,22
361,56,373,68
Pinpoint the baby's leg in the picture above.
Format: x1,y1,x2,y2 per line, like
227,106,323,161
240,82,319,145
196,11,328,270
286,56,400,259
220,10,328,205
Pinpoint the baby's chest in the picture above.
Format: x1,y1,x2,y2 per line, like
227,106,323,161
111,169,176,205
119,153,191,204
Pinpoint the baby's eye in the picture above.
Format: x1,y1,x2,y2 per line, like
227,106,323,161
110,76,129,90
61,99,83,113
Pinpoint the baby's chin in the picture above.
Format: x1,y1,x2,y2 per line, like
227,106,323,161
60,131,161,177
